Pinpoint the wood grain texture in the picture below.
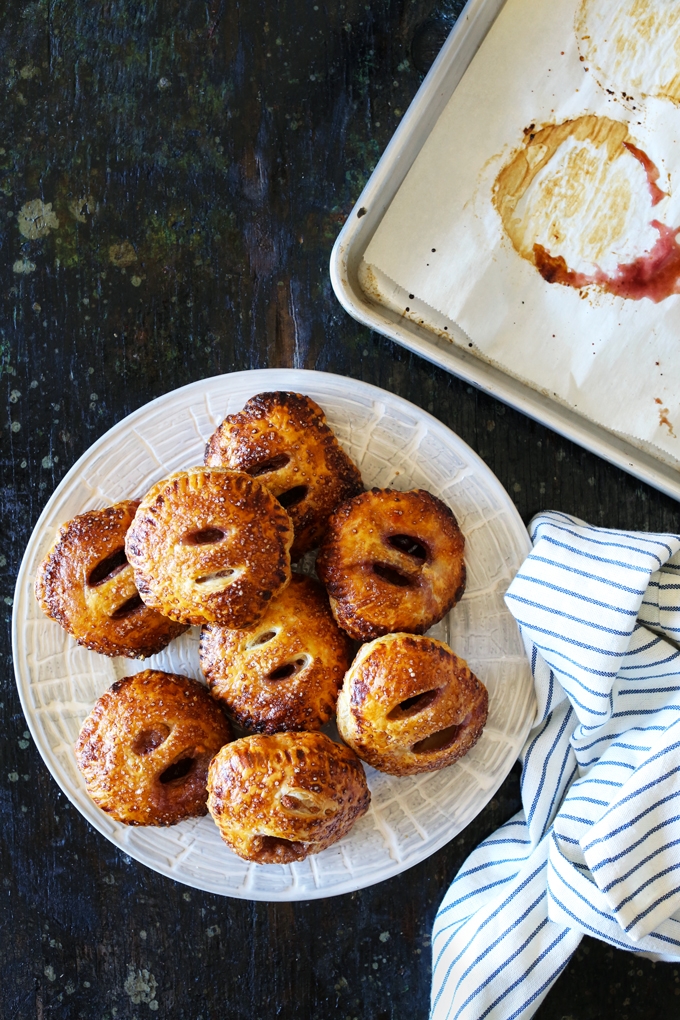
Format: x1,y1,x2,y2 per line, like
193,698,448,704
1,0,679,1017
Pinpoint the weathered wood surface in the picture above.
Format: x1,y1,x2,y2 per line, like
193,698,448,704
2,1,680,1017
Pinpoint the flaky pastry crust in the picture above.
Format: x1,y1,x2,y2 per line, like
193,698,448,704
200,574,352,734
204,391,363,559
125,467,293,628
207,731,370,863
337,633,488,776
316,488,466,640
74,670,232,825
34,500,187,658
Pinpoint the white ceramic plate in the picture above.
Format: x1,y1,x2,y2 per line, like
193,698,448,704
13,369,535,900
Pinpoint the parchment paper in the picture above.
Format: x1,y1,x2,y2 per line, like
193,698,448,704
363,0,680,463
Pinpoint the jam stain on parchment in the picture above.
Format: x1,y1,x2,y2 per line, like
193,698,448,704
623,142,669,206
534,221,680,302
493,115,680,303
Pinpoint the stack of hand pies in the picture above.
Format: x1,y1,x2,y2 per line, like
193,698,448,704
35,391,488,865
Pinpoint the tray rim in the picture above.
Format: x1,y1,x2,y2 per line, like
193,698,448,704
329,0,680,503
12,367,536,900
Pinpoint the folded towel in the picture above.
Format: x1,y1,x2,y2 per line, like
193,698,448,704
431,511,680,1020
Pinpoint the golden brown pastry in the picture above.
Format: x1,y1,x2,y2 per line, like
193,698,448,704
74,670,232,825
35,500,187,658
125,467,293,628
204,391,363,559
337,633,488,776
207,731,370,863
200,574,353,734
316,488,466,640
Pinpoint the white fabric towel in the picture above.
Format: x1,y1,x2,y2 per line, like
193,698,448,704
431,511,680,1020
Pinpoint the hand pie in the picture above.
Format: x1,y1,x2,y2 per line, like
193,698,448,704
207,731,370,862
337,633,488,776
200,574,352,734
35,500,186,658
74,669,232,825
204,391,363,559
125,467,293,628
316,487,466,640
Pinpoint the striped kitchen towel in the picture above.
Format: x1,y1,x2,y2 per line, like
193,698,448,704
431,511,680,1020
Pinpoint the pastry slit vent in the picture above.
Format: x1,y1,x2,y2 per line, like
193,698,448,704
159,757,195,784
181,527,226,546
247,454,291,476
412,716,470,754
253,835,300,861
277,485,308,510
372,562,414,587
88,547,128,587
195,567,236,585
247,628,279,648
267,655,311,681
387,687,443,720
110,594,144,619
279,792,323,816
132,725,170,755
386,534,428,561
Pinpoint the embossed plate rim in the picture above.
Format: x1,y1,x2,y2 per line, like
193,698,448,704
13,368,535,899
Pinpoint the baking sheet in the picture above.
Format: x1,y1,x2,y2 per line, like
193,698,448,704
361,0,680,464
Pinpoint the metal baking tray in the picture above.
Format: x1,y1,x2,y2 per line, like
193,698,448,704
329,0,680,502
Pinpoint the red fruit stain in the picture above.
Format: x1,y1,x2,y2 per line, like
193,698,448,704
623,142,668,206
532,142,680,303
535,221,680,303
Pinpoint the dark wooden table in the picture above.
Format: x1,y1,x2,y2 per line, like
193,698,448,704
2,1,680,1017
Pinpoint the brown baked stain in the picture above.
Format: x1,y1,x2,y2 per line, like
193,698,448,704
532,220,680,302
494,116,680,303
576,0,680,106
655,397,676,437
493,115,631,263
